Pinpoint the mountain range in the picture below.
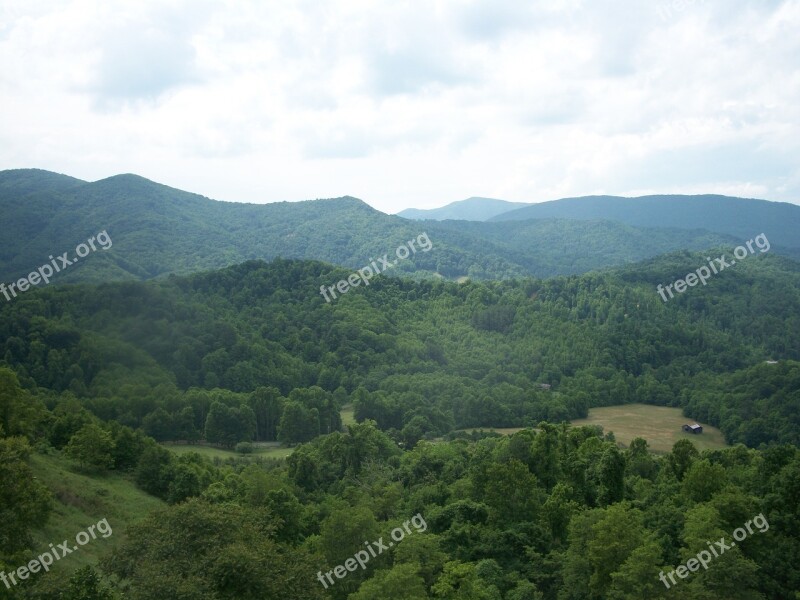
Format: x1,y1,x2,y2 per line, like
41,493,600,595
1,169,798,285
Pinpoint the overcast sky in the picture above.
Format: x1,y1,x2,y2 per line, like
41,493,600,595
1,0,798,213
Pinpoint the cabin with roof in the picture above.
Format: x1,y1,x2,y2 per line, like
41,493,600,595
682,423,703,434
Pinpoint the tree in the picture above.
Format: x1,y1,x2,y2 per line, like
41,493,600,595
668,439,699,481
482,459,542,525
431,560,502,599
598,446,625,506
109,424,145,471
135,443,174,499
0,367,43,438
682,459,727,503
66,424,115,470
277,402,319,445
0,436,52,554
173,406,199,441
319,505,380,568
607,540,670,600
349,564,428,600
59,566,118,600
248,387,284,441
586,504,648,598
101,499,324,600
142,407,174,442
394,532,448,588
49,397,95,449
542,483,579,544
626,437,657,479
205,402,255,447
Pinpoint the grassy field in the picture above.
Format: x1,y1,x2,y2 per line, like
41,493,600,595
162,443,294,460
27,452,164,582
340,403,356,426
571,404,729,453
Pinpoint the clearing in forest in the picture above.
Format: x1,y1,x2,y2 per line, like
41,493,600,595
571,404,728,453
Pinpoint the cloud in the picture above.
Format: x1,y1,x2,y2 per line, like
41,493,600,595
0,0,797,212
89,26,200,106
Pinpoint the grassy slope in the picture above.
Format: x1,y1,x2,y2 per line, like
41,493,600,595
340,404,356,426
25,452,163,580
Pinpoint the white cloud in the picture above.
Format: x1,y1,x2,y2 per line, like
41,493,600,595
0,0,797,213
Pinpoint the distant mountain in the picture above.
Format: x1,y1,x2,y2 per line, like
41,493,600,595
1,170,797,285
489,194,800,249
397,197,529,221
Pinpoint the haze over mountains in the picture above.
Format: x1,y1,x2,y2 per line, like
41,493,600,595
397,197,529,221
1,169,798,286
400,194,800,248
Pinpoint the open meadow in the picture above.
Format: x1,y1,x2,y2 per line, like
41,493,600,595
571,404,729,453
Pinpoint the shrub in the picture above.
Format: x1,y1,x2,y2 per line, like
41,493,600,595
235,442,254,455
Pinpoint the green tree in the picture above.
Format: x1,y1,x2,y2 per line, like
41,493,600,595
0,437,52,555
682,459,728,503
101,499,324,600
278,402,320,444
482,459,542,525
586,504,648,598
607,540,670,600
66,423,115,470
598,445,626,506
668,439,699,481
431,561,501,600
142,407,174,442
0,367,43,438
204,402,255,447
134,443,174,499
348,564,428,600
59,566,118,600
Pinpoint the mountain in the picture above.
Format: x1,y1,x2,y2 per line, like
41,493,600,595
2,250,799,444
1,170,798,285
489,194,800,249
397,196,529,221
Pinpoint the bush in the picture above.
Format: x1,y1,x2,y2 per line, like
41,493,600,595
235,442,254,455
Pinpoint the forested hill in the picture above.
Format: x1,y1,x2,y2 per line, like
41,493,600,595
489,193,800,250
1,248,798,449
3,169,796,284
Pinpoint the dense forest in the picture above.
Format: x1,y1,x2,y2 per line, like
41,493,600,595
1,238,799,598
1,246,798,449
2,368,800,599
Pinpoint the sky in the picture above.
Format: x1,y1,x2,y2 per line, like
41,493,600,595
1,0,798,214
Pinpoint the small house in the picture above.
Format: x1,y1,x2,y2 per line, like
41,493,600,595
682,423,703,434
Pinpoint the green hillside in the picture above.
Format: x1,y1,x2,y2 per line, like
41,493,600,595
1,251,799,599
489,194,800,250
2,170,797,285
1,249,798,448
